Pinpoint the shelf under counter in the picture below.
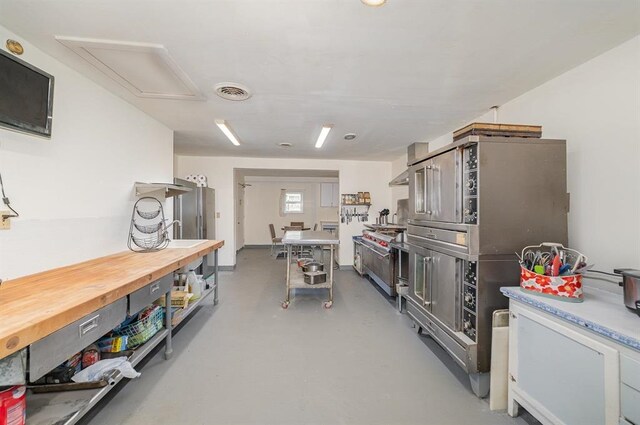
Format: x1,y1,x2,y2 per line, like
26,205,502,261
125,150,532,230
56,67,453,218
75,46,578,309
171,282,217,327
27,281,219,425
27,328,169,425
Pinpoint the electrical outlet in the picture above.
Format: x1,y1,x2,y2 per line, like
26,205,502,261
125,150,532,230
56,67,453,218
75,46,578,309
0,211,10,230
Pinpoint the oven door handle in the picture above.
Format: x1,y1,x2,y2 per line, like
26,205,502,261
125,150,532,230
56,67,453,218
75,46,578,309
363,243,390,259
371,248,390,259
424,256,433,306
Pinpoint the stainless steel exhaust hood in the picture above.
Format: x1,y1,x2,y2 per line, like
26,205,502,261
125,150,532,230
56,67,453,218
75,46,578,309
388,170,409,186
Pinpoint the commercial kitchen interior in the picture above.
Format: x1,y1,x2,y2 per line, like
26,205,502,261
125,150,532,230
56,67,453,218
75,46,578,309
0,1,639,425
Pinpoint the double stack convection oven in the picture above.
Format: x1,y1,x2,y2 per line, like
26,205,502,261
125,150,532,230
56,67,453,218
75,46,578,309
406,135,569,397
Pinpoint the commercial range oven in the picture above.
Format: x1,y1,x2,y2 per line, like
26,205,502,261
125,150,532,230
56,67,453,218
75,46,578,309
359,230,397,296
406,136,569,397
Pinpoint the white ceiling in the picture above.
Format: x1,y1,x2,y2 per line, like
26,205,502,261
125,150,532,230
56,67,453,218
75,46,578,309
237,169,339,179
1,0,638,160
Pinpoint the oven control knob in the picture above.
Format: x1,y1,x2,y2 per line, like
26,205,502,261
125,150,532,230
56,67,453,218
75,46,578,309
464,293,474,304
463,320,472,330
464,208,471,215
466,180,476,190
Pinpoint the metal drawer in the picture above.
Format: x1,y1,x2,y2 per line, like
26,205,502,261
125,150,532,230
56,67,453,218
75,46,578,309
621,384,640,425
129,274,172,315
29,298,127,381
621,355,640,391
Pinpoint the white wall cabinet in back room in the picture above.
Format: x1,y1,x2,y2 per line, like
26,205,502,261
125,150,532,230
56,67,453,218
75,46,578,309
320,183,339,207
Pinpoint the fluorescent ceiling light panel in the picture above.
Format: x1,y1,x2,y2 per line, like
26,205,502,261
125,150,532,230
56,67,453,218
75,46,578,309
215,120,241,146
361,0,387,6
315,125,333,149
56,36,203,100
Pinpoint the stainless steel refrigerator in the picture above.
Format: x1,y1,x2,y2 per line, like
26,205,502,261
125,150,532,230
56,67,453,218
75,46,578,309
173,178,216,276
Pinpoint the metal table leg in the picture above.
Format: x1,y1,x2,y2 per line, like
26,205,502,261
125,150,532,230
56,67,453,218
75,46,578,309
282,245,292,309
164,290,173,360
324,244,334,309
213,249,219,305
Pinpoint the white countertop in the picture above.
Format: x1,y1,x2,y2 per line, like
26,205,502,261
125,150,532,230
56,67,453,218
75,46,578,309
502,286,640,351
282,230,340,245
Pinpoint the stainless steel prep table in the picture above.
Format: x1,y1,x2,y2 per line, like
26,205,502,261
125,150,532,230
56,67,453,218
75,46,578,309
281,231,340,309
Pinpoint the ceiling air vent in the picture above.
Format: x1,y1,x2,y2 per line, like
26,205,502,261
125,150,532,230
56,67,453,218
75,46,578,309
214,82,252,101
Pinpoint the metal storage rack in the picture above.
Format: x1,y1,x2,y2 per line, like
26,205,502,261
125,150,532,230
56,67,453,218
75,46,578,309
281,231,339,309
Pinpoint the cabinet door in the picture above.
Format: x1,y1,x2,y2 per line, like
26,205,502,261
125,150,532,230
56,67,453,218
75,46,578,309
509,304,620,425
321,183,333,207
429,149,461,223
429,251,460,330
332,183,339,207
409,250,426,305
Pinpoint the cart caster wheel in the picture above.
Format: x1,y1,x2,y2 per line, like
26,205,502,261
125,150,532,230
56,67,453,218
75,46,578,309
281,302,289,309
323,301,333,309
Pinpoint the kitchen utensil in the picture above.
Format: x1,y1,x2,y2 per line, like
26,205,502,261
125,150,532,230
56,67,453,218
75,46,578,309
304,271,327,285
613,269,640,313
519,243,587,302
297,258,312,268
551,254,561,276
302,262,324,273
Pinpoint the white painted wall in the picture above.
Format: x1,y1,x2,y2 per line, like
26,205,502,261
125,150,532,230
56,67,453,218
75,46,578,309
243,177,339,245
0,25,173,280
390,154,409,218
398,35,640,274
175,156,392,266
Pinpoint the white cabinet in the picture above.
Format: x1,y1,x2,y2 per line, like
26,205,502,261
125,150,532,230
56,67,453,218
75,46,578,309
621,355,640,425
320,183,339,207
507,301,631,425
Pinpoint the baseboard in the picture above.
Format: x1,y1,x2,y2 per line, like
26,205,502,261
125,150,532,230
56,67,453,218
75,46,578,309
219,265,236,271
339,265,353,271
243,244,271,249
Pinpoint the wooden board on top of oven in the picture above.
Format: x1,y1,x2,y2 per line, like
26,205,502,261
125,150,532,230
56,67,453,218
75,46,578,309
453,123,542,141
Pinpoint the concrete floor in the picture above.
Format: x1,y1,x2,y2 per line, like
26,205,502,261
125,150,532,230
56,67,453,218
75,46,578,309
84,247,535,425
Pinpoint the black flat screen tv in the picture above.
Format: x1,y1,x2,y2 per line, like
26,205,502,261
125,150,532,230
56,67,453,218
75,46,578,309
0,49,54,137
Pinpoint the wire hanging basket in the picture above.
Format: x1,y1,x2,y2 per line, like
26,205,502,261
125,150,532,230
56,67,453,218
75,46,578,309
127,197,178,253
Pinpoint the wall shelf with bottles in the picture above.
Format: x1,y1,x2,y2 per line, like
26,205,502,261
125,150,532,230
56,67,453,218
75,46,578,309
341,192,371,205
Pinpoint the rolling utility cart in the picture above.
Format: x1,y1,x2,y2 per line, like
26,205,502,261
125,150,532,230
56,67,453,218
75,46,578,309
281,231,340,309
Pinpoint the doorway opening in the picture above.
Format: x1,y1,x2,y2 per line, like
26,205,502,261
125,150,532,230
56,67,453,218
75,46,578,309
233,168,339,257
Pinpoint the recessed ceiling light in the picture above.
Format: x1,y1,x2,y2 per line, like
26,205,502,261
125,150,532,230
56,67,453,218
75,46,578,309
315,125,333,149
361,0,386,6
344,133,357,140
215,120,241,146
278,142,293,148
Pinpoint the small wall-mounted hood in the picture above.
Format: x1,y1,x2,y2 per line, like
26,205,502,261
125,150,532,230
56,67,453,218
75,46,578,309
389,170,409,186
134,182,192,198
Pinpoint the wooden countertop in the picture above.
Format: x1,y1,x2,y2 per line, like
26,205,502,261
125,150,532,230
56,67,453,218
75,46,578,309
0,240,224,359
